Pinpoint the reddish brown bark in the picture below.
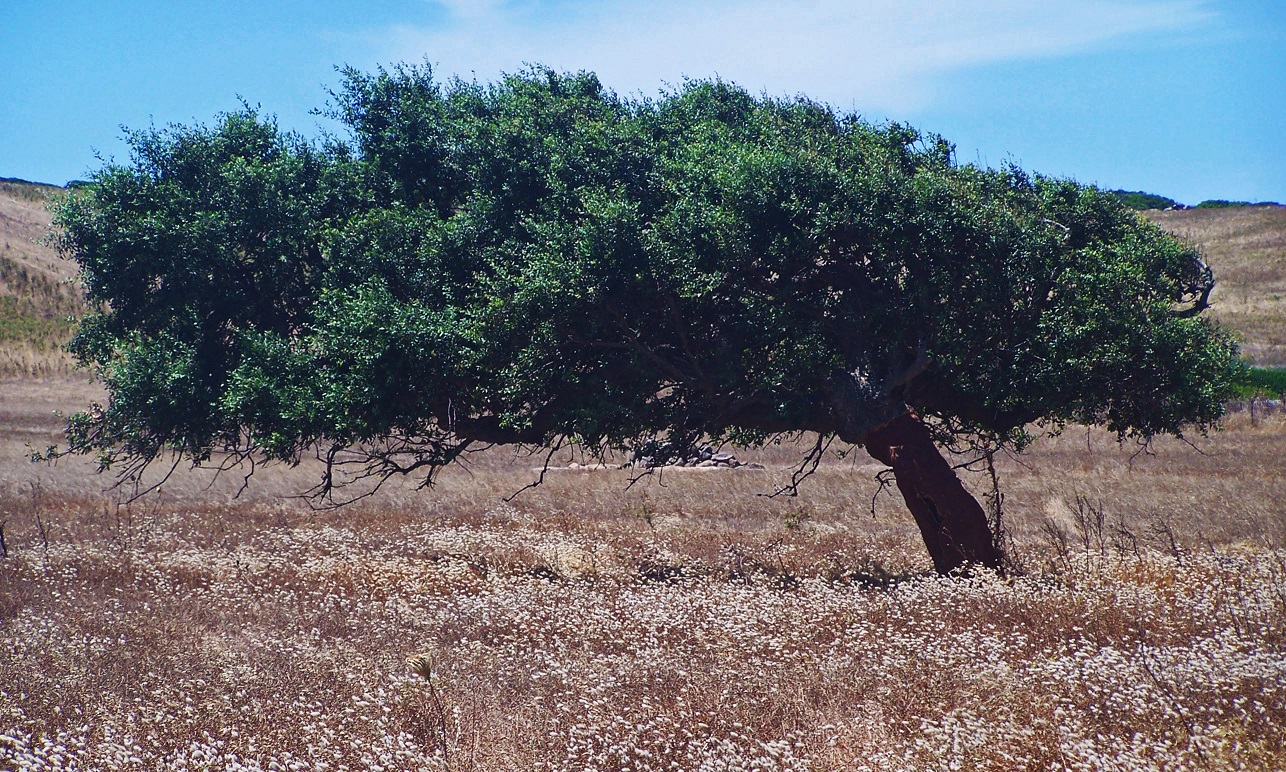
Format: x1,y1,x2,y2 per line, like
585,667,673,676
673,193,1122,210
863,410,1004,575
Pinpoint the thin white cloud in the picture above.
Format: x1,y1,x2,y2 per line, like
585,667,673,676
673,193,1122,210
389,0,1213,113
427,0,507,20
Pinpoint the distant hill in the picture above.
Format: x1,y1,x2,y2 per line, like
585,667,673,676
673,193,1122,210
1110,189,1282,212
0,179,81,376
1145,205,1286,366
1192,199,1283,210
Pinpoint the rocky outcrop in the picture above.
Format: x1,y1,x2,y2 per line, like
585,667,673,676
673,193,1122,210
631,439,761,469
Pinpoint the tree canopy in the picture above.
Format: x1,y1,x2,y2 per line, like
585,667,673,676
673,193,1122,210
53,65,1241,572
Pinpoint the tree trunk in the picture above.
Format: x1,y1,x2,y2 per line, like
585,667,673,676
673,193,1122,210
862,410,1004,575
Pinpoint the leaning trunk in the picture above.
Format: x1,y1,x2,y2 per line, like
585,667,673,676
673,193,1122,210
862,410,1004,575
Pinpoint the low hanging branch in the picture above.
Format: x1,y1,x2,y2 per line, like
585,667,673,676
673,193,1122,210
763,433,834,499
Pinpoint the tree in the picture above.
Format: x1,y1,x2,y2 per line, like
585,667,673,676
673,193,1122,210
1108,189,1179,211
53,65,1241,574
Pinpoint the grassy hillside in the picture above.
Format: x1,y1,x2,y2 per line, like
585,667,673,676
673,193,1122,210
1145,205,1286,366
0,179,81,377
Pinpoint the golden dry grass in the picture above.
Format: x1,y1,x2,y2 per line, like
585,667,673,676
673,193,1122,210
1146,206,1286,365
0,182,81,378
0,182,65,269
2,379,1284,769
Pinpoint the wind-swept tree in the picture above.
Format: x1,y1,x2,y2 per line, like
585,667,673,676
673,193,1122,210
53,65,1239,574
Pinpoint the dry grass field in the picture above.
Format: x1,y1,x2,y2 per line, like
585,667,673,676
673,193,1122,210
0,181,81,378
1146,206,1286,366
2,377,1284,770
1,184,1284,769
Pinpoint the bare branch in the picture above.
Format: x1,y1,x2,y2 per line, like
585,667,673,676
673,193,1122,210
869,467,896,518
760,433,833,499
502,441,564,503
1174,252,1215,319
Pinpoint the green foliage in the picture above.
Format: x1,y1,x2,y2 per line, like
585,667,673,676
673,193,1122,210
1109,190,1178,211
1195,200,1254,209
1234,367,1286,398
1192,200,1284,209
53,64,1242,490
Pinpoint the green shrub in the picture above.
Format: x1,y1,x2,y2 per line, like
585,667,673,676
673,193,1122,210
1193,199,1284,209
1233,367,1286,399
1109,190,1178,210
1195,200,1251,209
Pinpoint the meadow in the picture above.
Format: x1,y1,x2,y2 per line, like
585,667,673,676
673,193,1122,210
2,378,1284,770
1,183,1284,769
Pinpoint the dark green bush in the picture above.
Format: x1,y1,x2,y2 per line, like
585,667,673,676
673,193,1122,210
1110,190,1178,210
1233,367,1286,398
1195,200,1253,209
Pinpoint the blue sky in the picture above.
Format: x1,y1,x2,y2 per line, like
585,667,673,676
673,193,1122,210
2,0,1283,204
